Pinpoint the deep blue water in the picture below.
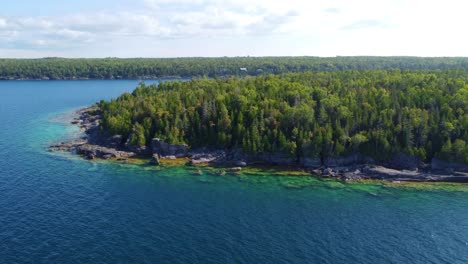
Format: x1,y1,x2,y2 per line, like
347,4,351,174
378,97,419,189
1,80,468,264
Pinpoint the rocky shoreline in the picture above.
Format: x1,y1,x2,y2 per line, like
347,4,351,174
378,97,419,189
49,107,468,183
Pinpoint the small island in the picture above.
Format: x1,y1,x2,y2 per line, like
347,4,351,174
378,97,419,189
50,70,468,182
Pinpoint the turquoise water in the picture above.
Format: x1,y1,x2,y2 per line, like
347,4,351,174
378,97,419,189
1,80,468,263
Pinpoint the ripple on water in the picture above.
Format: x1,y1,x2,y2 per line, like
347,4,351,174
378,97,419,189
1,80,468,264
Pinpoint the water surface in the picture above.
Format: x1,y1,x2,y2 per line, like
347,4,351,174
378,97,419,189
0,80,467,263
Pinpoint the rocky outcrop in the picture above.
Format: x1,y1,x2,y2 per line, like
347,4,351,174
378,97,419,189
233,160,247,167
188,149,226,164
49,139,87,152
362,166,420,179
106,135,123,149
49,106,468,183
125,143,151,156
150,154,160,165
49,107,135,159
151,138,188,158
76,144,135,159
311,165,468,183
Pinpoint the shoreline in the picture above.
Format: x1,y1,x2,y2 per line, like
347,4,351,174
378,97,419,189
49,107,468,183
0,75,229,81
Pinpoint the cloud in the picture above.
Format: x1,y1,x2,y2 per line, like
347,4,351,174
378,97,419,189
340,19,390,30
0,0,301,51
1,0,468,57
0,18,8,29
324,8,341,14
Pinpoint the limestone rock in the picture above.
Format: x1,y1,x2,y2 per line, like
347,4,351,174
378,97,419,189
233,161,247,167
150,154,160,165
151,138,188,158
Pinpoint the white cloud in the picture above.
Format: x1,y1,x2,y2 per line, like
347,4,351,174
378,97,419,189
0,0,468,57
0,18,8,29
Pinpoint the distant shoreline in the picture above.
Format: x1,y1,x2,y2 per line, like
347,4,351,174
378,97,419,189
0,76,190,81
5,56,468,82
49,107,468,183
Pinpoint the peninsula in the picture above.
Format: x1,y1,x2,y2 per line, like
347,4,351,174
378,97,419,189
50,70,468,182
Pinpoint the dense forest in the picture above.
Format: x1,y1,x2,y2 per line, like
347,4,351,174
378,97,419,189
4,57,468,80
99,70,468,164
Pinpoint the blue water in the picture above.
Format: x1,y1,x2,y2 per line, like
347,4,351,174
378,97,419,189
1,80,468,264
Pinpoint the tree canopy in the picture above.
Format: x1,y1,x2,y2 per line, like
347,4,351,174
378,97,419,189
99,70,468,164
3,57,468,80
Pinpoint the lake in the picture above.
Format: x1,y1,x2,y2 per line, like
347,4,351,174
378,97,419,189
0,80,467,263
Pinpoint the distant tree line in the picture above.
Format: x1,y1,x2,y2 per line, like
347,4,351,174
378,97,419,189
3,57,468,79
99,70,468,164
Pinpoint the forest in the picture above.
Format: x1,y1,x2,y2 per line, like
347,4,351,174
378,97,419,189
3,57,468,79
99,70,468,164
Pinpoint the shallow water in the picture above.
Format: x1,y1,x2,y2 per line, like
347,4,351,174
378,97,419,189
1,80,467,263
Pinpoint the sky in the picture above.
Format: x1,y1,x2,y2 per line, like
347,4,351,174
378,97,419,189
0,0,467,58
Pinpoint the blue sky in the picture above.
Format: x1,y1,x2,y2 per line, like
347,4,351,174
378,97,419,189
1,0,467,58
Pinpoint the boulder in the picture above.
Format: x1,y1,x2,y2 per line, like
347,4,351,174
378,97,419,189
342,172,363,181
150,154,160,165
323,168,336,177
162,155,177,160
190,158,213,165
151,138,188,158
233,160,247,167
124,138,151,155
189,149,226,164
